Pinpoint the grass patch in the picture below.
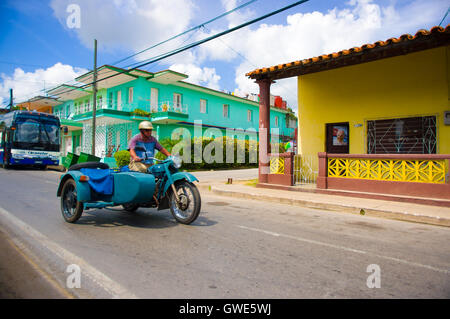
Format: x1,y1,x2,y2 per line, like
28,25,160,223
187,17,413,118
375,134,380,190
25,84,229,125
244,179,258,187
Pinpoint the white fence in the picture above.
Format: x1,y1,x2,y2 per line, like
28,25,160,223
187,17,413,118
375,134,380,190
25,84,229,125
293,154,318,185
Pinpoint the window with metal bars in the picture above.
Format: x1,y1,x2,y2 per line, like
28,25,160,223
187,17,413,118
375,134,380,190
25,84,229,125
367,116,436,154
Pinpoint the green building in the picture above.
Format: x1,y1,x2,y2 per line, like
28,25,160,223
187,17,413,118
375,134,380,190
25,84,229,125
46,65,296,161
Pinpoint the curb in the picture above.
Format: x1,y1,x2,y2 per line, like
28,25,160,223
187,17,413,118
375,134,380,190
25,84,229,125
198,184,450,227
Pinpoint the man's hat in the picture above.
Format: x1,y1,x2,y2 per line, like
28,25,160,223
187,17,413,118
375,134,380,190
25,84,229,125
139,121,153,130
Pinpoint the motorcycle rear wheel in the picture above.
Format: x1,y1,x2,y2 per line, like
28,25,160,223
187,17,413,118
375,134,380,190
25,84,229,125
169,181,201,225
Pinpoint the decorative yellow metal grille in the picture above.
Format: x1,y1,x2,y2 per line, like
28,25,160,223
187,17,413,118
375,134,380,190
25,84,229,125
270,157,285,174
328,158,447,184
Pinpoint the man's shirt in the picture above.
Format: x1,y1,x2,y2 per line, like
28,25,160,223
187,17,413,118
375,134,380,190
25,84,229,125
128,134,163,164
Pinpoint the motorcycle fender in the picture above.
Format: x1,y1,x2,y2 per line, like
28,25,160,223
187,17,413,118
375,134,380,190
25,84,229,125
162,172,199,195
56,171,92,202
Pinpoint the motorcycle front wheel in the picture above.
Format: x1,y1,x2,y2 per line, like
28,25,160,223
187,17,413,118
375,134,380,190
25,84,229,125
169,181,201,225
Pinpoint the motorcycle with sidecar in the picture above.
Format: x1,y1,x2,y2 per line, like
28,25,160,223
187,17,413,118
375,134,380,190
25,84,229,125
56,155,201,224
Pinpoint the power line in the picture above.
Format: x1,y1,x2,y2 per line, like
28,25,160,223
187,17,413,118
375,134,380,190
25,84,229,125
21,0,309,105
101,0,310,82
111,0,259,67
200,24,295,109
8,0,261,105
439,6,450,27
124,27,202,70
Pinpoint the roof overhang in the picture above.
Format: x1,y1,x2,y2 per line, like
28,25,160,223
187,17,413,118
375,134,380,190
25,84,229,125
47,84,92,101
128,68,154,78
175,81,259,106
16,96,62,110
60,119,83,132
76,65,138,89
247,25,450,81
147,70,188,84
72,109,134,125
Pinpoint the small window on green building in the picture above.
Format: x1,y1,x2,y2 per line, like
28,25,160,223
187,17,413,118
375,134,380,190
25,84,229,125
128,87,134,104
97,96,102,109
174,93,182,111
223,104,229,118
200,99,207,114
109,92,113,108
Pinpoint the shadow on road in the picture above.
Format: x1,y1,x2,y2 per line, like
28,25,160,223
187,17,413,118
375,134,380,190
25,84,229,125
72,207,217,228
1,166,48,171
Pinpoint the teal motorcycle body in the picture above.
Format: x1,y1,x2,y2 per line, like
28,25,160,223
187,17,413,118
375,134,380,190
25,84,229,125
57,157,201,224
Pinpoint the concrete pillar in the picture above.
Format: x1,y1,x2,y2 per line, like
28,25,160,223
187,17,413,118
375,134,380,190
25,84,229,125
256,78,273,183
317,152,328,189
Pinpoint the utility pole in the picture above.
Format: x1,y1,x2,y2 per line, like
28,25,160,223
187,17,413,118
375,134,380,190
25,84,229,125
9,89,13,112
91,39,97,156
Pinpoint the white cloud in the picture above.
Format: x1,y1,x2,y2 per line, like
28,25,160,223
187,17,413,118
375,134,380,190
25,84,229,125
0,63,88,107
220,0,256,28
205,0,449,113
50,0,196,64
169,63,221,90
43,0,448,114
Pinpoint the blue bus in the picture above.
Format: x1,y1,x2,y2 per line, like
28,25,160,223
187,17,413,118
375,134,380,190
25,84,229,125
0,111,61,169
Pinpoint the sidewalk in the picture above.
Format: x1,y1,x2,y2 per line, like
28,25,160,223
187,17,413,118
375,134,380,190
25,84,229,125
197,180,450,227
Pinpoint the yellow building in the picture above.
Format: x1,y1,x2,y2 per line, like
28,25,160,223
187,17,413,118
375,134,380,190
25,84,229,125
247,26,450,199
249,25,449,160
297,40,449,159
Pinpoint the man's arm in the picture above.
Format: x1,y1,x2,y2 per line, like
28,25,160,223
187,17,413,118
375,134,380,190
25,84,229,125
128,135,142,162
160,147,171,157
129,148,142,162
154,139,171,157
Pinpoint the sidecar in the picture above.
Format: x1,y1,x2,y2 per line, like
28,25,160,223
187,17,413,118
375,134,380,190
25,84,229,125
56,162,157,223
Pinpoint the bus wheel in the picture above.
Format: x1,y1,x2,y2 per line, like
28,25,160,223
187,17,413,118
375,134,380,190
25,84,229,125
2,154,10,169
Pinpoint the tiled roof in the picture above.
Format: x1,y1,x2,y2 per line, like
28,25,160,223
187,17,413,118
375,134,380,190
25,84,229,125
246,25,450,80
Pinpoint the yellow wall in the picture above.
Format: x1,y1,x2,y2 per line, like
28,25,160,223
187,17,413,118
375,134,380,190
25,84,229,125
297,46,450,160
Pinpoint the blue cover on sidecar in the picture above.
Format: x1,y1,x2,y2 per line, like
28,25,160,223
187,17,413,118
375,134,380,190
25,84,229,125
80,168,114,195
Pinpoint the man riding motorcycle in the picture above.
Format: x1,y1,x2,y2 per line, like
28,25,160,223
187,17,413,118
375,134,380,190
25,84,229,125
128,121,171,173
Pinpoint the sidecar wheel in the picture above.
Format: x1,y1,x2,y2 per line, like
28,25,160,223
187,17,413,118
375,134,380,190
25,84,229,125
122,203,139,212
61,179,83,223
169,181,201,225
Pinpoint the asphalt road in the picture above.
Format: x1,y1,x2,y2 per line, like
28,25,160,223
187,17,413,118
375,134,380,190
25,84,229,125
0,167,449,299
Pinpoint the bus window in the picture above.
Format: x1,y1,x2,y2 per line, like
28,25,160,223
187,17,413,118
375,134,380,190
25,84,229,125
15,120,40,143
43,123,60,144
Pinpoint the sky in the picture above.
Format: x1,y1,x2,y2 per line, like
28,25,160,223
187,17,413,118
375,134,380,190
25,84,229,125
0,0,449,114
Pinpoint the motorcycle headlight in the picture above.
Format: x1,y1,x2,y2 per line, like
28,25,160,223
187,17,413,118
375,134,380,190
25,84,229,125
172,156,182,168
